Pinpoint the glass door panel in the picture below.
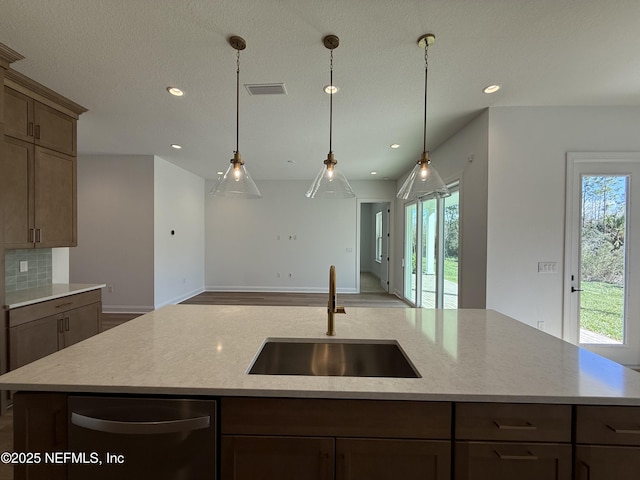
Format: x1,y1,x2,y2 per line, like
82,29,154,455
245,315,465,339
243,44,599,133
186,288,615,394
443,189,459,308
404,203,418,304
579,175,627,345
420,199,437,308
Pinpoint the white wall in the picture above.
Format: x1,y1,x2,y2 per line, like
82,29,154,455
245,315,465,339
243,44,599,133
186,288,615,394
154,157,205,308
393,110,489,307
487,106,640,337
70,155,155,312
204,180,396,293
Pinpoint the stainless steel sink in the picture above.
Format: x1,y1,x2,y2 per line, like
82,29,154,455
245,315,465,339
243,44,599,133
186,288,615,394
248,338,420,378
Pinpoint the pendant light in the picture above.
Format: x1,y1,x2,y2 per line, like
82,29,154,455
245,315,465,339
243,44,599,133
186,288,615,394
396,34,450,200
211,36,262,199
306,35,355,199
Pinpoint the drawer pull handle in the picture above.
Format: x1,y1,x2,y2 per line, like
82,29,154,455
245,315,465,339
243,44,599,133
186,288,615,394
493,419,537,430
606,424,640,434
56,302,73,309
495,450,539,461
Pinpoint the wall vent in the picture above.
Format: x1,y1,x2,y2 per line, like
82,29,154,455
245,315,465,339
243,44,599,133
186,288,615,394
245,83,287,95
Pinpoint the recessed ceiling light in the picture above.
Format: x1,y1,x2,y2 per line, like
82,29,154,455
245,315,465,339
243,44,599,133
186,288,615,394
483,84,501,94
370,171,378,175
390,144,400,149
167,86,184,97
323,84,339,94
170,144,182,149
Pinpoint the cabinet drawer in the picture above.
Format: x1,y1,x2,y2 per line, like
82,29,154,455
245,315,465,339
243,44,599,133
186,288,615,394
9,290,102,327
455,441,572,480
576,405,640,446
222,397,451,439
575,445,640,479
455,403,572,442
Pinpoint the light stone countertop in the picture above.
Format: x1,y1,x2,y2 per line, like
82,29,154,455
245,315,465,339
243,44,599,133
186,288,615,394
4,283,106,309
1,304,640,405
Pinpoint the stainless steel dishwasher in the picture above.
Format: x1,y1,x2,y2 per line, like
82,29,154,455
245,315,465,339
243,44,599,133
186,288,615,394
68,396,217,479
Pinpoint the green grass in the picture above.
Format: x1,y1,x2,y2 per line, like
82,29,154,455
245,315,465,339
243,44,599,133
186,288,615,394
444,258,458,284
580,281,624,341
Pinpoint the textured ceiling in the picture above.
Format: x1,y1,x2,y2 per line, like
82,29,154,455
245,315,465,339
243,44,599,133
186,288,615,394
2,0,640,181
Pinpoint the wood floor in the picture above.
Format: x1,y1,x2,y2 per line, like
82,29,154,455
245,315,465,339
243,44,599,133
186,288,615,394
180,291,411,308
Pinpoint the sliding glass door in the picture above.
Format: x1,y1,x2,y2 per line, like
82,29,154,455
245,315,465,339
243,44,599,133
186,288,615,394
403,184,459,308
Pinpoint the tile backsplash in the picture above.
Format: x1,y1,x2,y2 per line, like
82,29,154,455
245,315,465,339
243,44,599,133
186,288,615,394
5,249,53,292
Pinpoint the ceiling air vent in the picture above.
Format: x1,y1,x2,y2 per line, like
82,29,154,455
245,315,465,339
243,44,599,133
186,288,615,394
244,83,287,96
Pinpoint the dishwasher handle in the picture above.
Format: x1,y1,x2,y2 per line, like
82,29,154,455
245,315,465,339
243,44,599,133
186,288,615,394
71,412,210,435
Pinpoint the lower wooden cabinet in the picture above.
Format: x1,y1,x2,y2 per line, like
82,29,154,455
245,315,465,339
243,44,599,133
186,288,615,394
13,392,68,480
222,436,334,480
337,438,450,480
8,290,102,369
221,436,450,480
574,445,640,480
455,441,571,480
455,403,572,480
575,405,640,479
221,397,452,480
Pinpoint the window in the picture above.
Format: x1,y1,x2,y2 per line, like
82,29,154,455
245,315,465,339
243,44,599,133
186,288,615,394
375,211,383,263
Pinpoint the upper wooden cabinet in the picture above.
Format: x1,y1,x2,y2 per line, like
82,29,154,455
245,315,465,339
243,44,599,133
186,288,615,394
2,68,85,248
5,86,77,156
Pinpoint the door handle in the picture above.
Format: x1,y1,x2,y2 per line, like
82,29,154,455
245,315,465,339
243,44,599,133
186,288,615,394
571,286,583,292
71,412,210,435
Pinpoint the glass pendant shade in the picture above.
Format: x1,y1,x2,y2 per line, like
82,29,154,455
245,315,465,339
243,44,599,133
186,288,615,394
396,153,450,200
306,153,355,199
210,35,261,199
211,152,262,198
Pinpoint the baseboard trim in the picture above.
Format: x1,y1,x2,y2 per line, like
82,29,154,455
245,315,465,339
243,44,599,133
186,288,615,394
204,286,359,294
102,305,154,314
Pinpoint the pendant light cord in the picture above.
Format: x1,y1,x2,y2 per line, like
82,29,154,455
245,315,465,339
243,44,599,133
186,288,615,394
236,49,240,154
329,49,333,153
423,43,429,155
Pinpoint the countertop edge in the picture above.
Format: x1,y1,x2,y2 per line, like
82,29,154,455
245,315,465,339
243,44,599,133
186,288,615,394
5,283,106,309
4,382,640,406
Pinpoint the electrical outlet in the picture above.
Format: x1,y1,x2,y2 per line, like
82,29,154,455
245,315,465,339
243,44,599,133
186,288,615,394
19,261,28,273
537,321,545,331
107,285,114,293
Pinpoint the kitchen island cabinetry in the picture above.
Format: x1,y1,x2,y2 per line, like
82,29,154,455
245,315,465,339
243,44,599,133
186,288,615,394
574,406,640,479
454,403,572,479
8,289,102,370
4,306,640,479
221,397,451,480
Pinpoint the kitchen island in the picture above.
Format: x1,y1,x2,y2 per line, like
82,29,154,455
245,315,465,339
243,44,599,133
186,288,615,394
1,305,640,479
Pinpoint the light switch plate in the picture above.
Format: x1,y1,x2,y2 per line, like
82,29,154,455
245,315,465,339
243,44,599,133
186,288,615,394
538,262,557,274
19,260,28,273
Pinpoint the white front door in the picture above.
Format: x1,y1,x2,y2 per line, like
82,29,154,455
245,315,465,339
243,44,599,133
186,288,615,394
564,152,640,366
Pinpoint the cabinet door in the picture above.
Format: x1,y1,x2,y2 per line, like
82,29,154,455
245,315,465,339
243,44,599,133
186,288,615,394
9,314,61,370
337,438,450,480
34,101,76,155
4,86,34,141
575,445,640,480
34,146,76,247
13,392,68,480
222,435,334,480
2,136,34,248
455,442,571,480
63,302,100,348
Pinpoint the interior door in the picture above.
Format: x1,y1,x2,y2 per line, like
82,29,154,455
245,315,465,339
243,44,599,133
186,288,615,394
564,153,640,366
